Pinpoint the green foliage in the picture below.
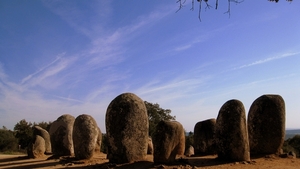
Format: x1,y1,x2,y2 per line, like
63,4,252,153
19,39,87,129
0,127,19,152
185,131,194,149
283,135,300,157
14,119,33,149
144,101,176,137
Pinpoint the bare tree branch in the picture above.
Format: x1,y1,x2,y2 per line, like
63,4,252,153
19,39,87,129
176,0,292,21
176,0,187,13
191,0,195,11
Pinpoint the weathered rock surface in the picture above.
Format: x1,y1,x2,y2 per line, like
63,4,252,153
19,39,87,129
27,135,46,158
33,126,51,154
215,99,250,162
49,114,75,156
153,120,185,164
73,114,99,160
248,94,285,156
147,137,154,155
193,118,216,156
94,127,102,153
106,93,149,164
185,145,195,157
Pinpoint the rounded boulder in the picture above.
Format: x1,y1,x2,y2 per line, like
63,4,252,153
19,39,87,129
215,99,250,162
193,118,216,156
106,93,149,164
33,126,51,154
248,94,285,156
73,114,99,160
153,121,185,164
49,114,75,156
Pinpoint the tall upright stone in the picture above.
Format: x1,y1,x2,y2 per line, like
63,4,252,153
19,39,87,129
215,99,250,161
248,94,285,156
106,93,149,164
73,114,99,160
153,121,185,164
27,135,46,158
193,118,216,156
49,114,75,156
94,127,102,154
33,126,51,154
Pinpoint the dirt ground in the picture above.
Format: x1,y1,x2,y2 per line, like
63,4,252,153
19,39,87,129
0,153,300,169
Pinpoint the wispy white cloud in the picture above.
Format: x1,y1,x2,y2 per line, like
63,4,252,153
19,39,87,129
235,52,300,70
21,53,65,84
21,54,75,89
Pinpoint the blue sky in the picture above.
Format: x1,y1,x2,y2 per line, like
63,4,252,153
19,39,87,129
0,0,299,132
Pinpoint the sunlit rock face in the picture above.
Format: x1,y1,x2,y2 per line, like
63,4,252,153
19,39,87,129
106,93,149,164
73,114,99,160
248,94,285,156
215,99,250,162
49,114,75,156
33,125,51,154
27,135,46,158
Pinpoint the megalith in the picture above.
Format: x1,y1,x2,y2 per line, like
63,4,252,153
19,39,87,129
94,127,102,154
49,114,75,156
193,118,216,156
153,120,185,164
215,99,250,161
185,145,195,157
73,114,99,160
33,126,51,154
106,93,149,164
248,94,285,156
27,135,46,158
147,137,154,155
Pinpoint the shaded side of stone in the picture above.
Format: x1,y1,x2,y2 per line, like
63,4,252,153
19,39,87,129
215,99,250,162
153,120,185,164
248,94,285,156
94,127,102,153
193,118,216,156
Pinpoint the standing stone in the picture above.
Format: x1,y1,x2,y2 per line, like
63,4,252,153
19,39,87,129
248,94,285,156
33,126,51,154
106,93,149,164
215,99,250,161
73,114,99,160
153,121,185,164
147,137,154,155
27,135,46,158
193,118,216,156
49,114,75,156
185,145,195,157
94,127,102,153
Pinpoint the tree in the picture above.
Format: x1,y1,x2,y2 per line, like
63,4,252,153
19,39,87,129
144,101,176,137
287,135,300,157
0,127,18,152
14,119,33,149
185,131,194,148
176,0,293,21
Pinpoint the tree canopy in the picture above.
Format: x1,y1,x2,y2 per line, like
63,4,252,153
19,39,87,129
0,127,18,152
144,101,176,137
13,119,52,149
